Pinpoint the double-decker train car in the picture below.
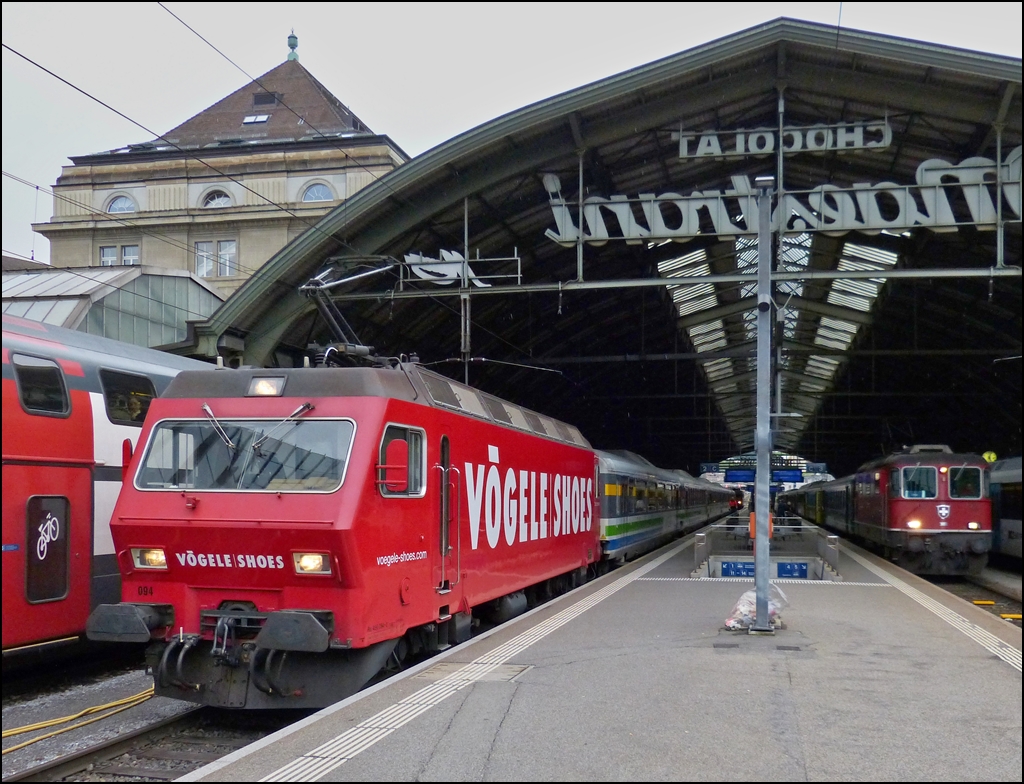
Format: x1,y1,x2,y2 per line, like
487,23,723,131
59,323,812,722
2,315,206,658
989,456,1022,562
86,362,731,709
781,444,991,575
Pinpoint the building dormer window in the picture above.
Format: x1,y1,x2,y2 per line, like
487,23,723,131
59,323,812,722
202,191,232,208
302,183,334,202
107,196,136,213
253,92,280,108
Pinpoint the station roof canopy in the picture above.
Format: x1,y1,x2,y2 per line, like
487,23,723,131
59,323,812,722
180,18,1022,476
3,265,224,349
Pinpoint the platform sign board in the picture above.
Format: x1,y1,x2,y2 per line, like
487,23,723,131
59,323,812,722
771,469,804,483
777,562,809,579
805,463,828,474
700,463,720,475
724,469,757,483
721,561,756,577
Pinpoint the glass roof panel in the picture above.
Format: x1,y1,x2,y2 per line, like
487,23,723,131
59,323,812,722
826,290,872,311
676,294,717,317
818,316,859,334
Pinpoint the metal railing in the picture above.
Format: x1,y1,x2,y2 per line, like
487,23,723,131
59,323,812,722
692,516,841,579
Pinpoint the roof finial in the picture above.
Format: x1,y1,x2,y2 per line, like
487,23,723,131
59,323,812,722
287,30,299,61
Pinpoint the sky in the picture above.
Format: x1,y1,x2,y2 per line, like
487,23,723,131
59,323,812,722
2,2,1021,264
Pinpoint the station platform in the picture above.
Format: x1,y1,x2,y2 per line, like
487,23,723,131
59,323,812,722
181,534,1022,783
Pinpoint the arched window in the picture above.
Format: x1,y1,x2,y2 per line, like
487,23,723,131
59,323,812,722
107,196,136,213
202,190,232,208
302,183,334,202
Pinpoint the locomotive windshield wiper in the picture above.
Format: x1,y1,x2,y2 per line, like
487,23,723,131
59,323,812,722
251,403,315,454
202,403,235,450
950,462,969,480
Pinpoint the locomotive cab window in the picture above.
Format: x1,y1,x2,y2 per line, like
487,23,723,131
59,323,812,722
948,466,982,499
378,425,425,497
889,469,900,496
12,354,69,416
99,370,156,426
902,465,937,499
137,418,353,492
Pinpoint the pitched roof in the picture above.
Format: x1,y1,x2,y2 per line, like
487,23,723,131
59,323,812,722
156,59,373,149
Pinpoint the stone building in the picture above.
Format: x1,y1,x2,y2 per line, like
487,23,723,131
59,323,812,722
33,35,407,298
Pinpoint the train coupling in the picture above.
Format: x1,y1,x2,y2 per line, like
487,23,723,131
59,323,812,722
86,603,173,643
206,611,332,665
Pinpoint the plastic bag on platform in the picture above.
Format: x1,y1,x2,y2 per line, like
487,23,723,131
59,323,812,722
724,584,789,630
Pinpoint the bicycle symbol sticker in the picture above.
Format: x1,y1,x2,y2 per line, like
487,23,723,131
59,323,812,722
36,512,61,560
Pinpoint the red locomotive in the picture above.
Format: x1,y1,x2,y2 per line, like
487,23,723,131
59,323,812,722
2,315,204,658
87,361,731,708
781,444,991,575
729,488,744,512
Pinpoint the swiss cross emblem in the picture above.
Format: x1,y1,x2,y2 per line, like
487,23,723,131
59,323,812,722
937,504,951,520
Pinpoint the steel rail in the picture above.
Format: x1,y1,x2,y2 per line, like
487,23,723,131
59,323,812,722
2,708,204,783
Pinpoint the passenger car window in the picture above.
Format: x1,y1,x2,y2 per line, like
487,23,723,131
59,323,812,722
100,369,157,426
12,354,69,416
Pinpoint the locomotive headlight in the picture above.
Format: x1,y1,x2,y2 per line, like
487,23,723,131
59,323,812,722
293,552,331,575
131,548,167,569
247,376,285,396
968,521,980,530
906,520,922,529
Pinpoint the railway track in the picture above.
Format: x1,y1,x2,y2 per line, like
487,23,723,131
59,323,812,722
3,540,1017,782
4,707,296,782
932,571,1023,629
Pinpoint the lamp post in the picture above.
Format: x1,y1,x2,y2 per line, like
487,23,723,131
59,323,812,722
752,176,774,634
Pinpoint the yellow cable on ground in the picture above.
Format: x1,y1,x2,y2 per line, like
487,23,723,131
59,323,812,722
1,688,154,754
2,687,154,738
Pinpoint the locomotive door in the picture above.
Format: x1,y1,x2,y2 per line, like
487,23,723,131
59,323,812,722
434,436,460,594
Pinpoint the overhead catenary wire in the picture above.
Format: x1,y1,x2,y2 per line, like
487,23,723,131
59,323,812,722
2,171,268,279
1,246,219,325
3,23,567,371
156,3,472,259
1,37,471,321
0,42,361,275
156,3,404,208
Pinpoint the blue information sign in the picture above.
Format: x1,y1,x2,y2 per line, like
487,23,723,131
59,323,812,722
724,469,756,483
777,562,808,578
721,561,756,577
771,469,804,483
